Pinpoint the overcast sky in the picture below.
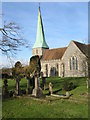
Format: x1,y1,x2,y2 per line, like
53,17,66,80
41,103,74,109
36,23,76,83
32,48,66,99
1,2,88,68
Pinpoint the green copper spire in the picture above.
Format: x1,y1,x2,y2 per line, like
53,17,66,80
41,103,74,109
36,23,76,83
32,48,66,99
33,5,49,49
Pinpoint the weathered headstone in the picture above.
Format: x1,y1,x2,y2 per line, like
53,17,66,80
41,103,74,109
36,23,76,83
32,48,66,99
86,78,90,88
15,78,20,95
49,82,53,95
44,83,49,90
32,76,43,97
66,91,70,97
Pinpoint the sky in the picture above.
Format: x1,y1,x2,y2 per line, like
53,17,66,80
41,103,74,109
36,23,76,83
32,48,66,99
1,2,88,68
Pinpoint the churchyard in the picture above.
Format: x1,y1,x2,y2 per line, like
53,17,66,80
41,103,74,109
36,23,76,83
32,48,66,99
1,2,89,119
2,77,88,118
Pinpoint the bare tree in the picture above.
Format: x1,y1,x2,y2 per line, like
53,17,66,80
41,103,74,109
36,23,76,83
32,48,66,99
0,21,29,57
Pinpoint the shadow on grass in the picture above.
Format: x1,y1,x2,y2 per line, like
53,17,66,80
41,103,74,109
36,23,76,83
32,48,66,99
45,88,62,95
53,88,62,94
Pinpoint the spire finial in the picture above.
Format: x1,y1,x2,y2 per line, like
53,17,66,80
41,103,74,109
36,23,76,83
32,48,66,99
39,3,40,11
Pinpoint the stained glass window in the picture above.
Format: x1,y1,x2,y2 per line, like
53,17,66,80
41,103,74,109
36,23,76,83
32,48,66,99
70,58,72,70
72,56,75,70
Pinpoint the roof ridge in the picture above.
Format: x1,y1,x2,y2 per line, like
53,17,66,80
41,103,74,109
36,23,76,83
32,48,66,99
72,40,86,45
42,47,67,60
72,40,88,57
48,47,67,51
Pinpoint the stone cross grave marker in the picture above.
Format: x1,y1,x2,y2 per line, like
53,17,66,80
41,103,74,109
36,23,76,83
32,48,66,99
32,76,43,97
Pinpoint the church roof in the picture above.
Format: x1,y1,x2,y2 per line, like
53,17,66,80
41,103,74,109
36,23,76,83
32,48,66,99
41,40,90,61
42,47,67,60
33,6,49,49
73,40,89,57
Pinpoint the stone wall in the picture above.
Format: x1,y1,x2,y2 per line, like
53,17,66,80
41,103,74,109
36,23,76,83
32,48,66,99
41,41,88,77
62,41,88,77
41,59,61,77
32,48,47,57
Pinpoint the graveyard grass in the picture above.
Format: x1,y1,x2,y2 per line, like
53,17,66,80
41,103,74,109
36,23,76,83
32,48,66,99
2,77,88,118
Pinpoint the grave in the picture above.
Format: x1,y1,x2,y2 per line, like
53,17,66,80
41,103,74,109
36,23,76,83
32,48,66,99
86,78,90,88
32,74,43,97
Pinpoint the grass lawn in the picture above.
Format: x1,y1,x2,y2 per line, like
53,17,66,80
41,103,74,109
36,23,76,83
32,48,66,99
2,77,88,118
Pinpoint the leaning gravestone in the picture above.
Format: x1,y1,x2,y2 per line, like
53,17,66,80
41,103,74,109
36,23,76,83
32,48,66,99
32,75,43,97
44,83,49,90
49,82,53,95
66,91,70,97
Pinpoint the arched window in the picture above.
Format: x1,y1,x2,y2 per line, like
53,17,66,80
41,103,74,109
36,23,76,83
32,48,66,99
36,49,38,54
56,64,58,70
70,58,72,70
76,57,78,70
72,56,75,70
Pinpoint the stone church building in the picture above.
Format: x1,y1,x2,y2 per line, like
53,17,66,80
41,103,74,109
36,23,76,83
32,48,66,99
32,6,89,77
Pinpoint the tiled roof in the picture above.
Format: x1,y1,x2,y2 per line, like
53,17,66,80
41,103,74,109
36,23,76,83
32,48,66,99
73,41,89,57
42,47,67,60
41,40,90,61
87,44,90,58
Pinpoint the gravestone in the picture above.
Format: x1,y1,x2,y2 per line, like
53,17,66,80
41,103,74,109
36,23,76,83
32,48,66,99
15,78,21,96
44,83,49,90
49,82,53,95
3,79,9,98
66,91,70,97
86,78,90,88
32,76,43,97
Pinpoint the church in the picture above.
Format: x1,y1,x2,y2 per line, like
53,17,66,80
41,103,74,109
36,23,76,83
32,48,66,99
32,6,89,77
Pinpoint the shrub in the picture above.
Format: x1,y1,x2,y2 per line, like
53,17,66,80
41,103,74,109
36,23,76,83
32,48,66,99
63,80,76,91
9,91,14,97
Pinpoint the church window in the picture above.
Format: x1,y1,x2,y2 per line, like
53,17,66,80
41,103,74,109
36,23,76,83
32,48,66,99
36,49,38,54
56,64,58,70
72,56,75,70
76,57,78,70
70,58,72,70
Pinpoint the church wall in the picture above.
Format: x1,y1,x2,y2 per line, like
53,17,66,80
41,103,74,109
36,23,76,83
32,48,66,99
40,41,88,78
41,59,61,77
32,6,88,78
62,41,88,77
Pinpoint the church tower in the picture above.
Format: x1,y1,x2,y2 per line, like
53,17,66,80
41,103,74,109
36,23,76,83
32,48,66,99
32,5,49,57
